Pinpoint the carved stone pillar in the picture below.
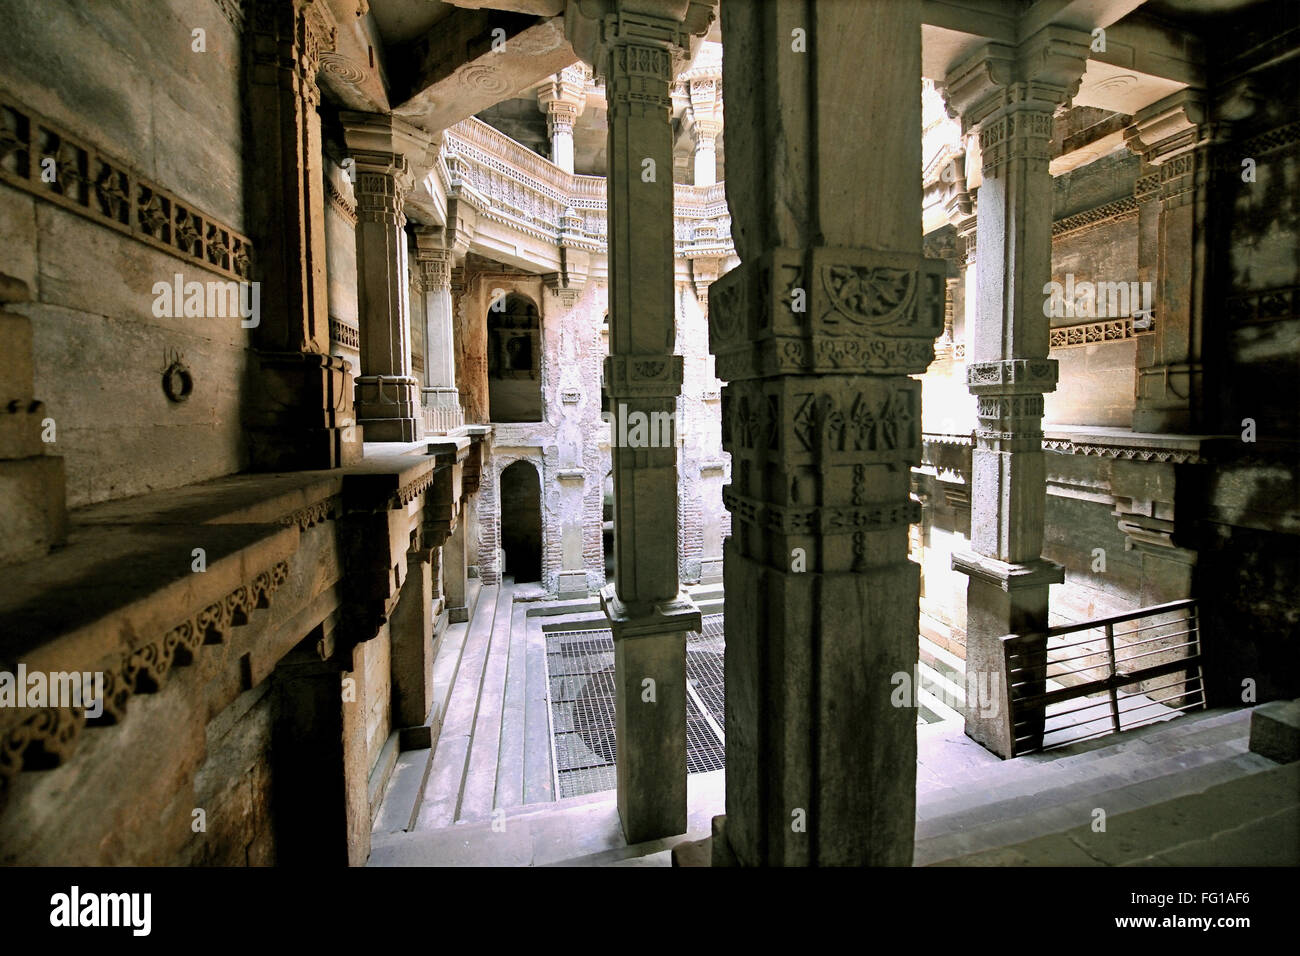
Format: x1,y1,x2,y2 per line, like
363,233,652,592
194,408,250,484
1124,91,1228,434
588,7,701,845
942,28,1089,757
538,65,587,175
691,118,721,187
245,0,361,469
687,73,722,187
707,0,942,866
342,113,425,443
413,227,463,435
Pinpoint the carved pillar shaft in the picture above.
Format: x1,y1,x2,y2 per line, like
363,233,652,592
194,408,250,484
691,118,720,187
1125,91,1227,434
343,113,426,443
414,228,463,435
244,0,360,469
597,8,700,845
942,29,1088,757
708,0,938,866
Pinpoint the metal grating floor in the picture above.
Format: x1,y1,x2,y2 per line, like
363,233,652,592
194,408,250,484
545,613,727,799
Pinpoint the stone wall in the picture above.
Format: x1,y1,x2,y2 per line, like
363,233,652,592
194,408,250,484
0,0,250,507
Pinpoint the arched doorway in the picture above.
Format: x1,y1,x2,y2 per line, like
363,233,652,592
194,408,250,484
487,292,542,422
500,460,542,583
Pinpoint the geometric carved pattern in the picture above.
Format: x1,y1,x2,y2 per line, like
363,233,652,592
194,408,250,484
0,560,290,791
1049,318,1143,349
0,91,253,282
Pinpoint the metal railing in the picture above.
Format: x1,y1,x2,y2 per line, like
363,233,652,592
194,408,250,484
1001,598,1206,755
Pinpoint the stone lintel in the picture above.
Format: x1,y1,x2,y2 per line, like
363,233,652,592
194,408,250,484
951,550,1064,591
600,584,701,641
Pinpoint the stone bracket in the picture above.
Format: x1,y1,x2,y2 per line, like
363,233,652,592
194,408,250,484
951,550,1064,591
604,354,685,399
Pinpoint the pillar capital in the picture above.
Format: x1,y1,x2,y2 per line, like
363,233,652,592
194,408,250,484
939,26,1090,134
1124,90,1230,166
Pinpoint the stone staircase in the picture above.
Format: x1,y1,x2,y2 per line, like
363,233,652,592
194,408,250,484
372,577,556,837
916,705,1299,865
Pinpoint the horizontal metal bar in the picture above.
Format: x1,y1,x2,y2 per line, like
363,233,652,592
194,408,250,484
1011,655,1203,710
1116,640,1200,666
1112,616,1197,637
1013,694,1117,726
1043,599,1197,637
1115,629,1198,652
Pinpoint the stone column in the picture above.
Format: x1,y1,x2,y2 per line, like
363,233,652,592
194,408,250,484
687,73,722,187
708,0,943,867
444,515,469,623
413,227,464,435
244,0,361,469
588,7,701,845
537,65,587,175
389,549,435,730
342,113,425,443
942,29,1089,757
1124,91,1227,434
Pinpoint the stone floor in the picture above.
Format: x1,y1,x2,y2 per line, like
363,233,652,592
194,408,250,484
370,585,1293,866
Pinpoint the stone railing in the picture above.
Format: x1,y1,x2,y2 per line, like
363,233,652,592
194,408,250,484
441,117,734,260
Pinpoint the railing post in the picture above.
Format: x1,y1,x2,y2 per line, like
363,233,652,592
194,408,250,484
1104,622,1122,733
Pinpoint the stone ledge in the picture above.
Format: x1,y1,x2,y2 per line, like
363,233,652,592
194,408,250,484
951,551,1065,591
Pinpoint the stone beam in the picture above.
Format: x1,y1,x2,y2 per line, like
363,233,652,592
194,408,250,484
391,12,576,133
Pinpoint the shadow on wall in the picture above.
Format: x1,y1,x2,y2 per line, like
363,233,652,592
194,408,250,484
500,459,542,583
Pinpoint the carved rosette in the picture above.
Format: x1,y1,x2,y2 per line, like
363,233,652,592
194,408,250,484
603,354,684,400
709,247,947,381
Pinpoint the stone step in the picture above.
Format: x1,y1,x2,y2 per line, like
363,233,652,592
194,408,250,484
525,597,602,618
372,576,491,835
413,583,502,830
916,750,1279,865
928,707,1251,794
457,583,516,823
369,769,723,867
540,610,610,632
929,761,1300,866
919,709,1254,818
493,601,530,811
522,611,556,805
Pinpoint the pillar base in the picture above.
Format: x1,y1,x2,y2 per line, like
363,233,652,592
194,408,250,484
421,387,464,435
356,375,421,442
246,351,363,470
601,585,700,844
952,551,1064,758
